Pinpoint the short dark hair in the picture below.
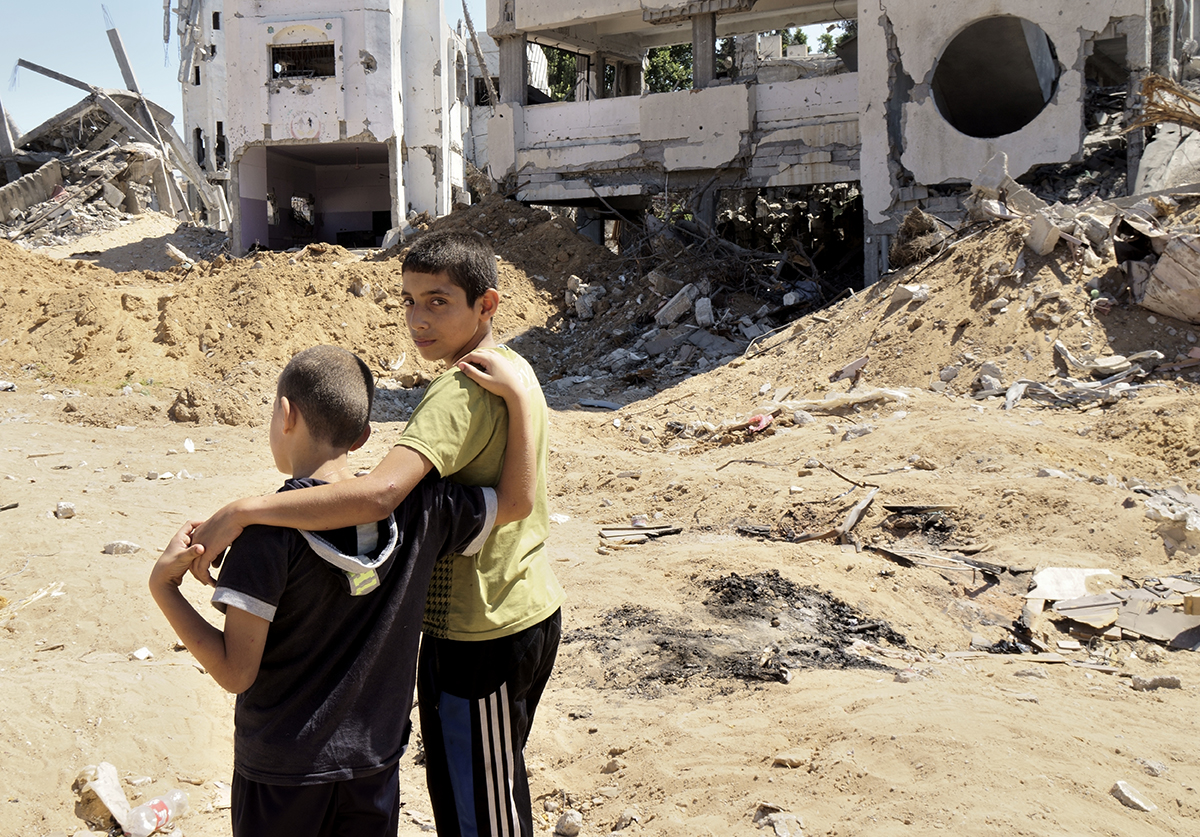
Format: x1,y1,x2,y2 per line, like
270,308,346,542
277,346,374,449
402,230,498,304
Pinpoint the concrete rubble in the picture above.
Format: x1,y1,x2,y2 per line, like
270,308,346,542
0,24,229,251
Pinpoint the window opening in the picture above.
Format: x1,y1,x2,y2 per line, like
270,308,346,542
215,122,227,168
473,76,499,106
192,66,201,86
272,43,336,79
213,12,221,30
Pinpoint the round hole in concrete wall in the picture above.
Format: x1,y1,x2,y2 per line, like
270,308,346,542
932,16,1061,139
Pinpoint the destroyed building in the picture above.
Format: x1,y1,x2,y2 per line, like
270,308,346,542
482,0,1200,283
175,0,478,252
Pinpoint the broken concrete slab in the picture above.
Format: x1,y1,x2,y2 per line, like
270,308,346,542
1138,233,1200,323
1025,567,1124,600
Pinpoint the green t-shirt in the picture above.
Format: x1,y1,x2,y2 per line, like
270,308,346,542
399,345,565,641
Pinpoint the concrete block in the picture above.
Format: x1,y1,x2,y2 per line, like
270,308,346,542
655,283,699,326
1025,212,1060,255
101,181,126,209
643,330,678,356
695,297,714,327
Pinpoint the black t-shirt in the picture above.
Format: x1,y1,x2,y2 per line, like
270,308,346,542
212,473,494,785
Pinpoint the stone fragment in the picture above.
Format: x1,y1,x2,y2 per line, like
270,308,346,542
694,296,715,327
1134,758,1168,777
939,366,959,382
121,474,137,483
1026,211,1061,255
613,808,640,830
1111,780,1157,812
55,502,76,519
554,810,583,836
842,424,875,441
655,283,699,327
600,758,624,774
892,283,930,302
1131,675,1181,691
792,410,816,426
103,541,143,555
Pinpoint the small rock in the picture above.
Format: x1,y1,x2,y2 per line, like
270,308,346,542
1013,668,1047,679
1037,468,1072,480
613,807,640,830
1013,693,1039,703
792,410,816,426
911,456,938,471
894,669,924,683
544,799,560,813
772,752,809,769
939,366,960,382
121,473,137,483
103,541,143,555
146,471,159,480
1111,780,1157,812
129,647,153,661
55,502,76,519
1131,675,1181,691
1134,758,1168,777
555,810,583,836
842,424,876,441
600,758,624,774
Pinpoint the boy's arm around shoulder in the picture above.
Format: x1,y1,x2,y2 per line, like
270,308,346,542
189,443,432,585
457,351,536,526
149,522,269,693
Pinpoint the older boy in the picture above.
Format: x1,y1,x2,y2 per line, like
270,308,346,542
192,232,564,837
150,344,536,837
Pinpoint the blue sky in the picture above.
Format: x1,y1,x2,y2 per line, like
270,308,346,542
1,2,826,137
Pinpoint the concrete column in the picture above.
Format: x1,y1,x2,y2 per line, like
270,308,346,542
575,54,589,101
402,0,447,216
595,52,608,98
692,14,716,88
1151,0,1177,78
621,61,643,96
499,34,528,105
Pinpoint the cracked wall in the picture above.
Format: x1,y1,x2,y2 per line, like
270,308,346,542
859,0,1150,225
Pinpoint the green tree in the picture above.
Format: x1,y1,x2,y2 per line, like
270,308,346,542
645,44,693,92
774,28,806,47
544,45,578,101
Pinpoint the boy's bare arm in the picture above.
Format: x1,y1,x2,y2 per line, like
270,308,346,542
457,351,536,526
149,523,270,693
189,444,432,585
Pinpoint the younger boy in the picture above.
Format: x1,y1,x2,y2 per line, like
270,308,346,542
149,344,535,837
191,232,564,837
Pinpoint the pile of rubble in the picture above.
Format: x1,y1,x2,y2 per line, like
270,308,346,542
0,24,228,253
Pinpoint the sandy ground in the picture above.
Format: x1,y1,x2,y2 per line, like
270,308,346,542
2,207,1199,836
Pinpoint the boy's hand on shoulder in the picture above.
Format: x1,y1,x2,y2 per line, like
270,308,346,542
190,504,245,586
150,522,207,590
457,350,525,401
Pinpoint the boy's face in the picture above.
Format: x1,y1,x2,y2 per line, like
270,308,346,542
400,270,493,365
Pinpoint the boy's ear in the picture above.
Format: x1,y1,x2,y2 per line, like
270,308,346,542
350,423,371,452
477,288,500,323
280,396,301,434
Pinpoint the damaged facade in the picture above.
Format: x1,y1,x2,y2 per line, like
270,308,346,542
176,0,476,253
483,0,1199,283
